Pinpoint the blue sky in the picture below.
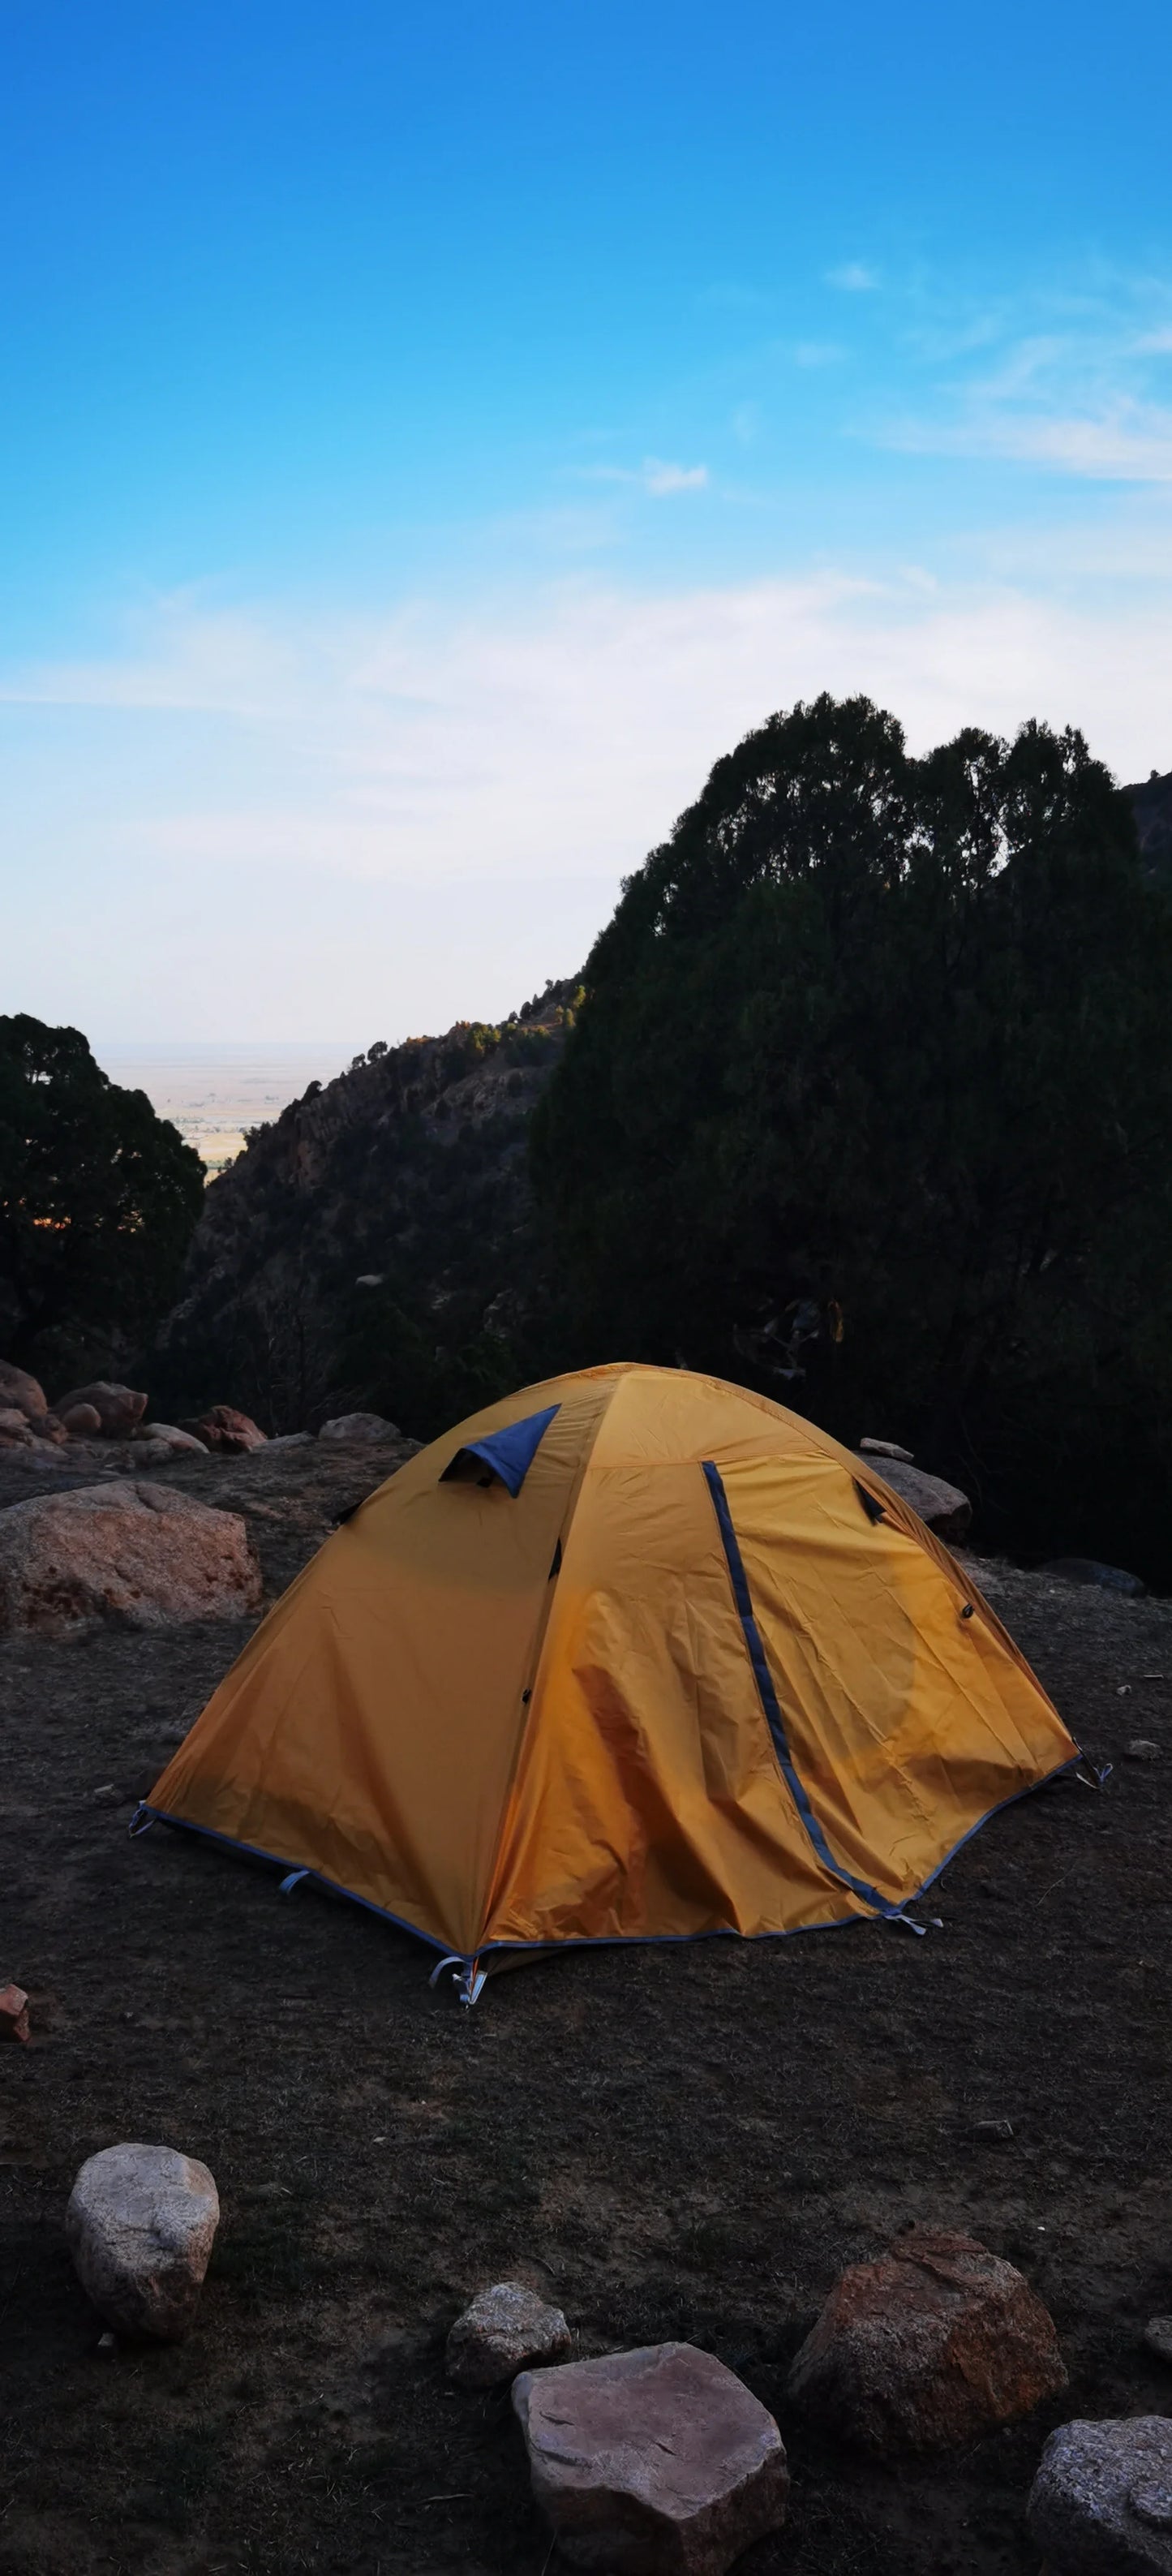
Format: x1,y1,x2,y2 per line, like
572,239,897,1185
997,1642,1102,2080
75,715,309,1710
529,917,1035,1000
2,0,1171,1043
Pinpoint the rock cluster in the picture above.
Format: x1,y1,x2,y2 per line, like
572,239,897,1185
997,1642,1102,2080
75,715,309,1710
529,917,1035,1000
67,2142,219,2340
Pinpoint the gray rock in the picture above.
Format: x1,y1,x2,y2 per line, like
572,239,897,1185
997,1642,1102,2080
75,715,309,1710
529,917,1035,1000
852,1455,972,1542
132,1424,208,1456
265,1431,316,1448
0,1480,262,1634
318,1411,401,1443
1028,2414,1172,2571
512,2341,789,2575
54,1381,148,1438
0,1361,48,1423
1041,1557,1146,1598
66,2142,219,2340
447,2280,570,2387
858,1437,915,1463
1127,1741,1161,1762
1144,2318,1172,2365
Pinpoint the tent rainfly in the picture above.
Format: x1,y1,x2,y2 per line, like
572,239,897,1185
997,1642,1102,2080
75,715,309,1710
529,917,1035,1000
138,1363,1079,2000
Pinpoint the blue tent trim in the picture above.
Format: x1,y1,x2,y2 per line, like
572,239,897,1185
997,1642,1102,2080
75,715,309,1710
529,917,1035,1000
444,1401,560,1496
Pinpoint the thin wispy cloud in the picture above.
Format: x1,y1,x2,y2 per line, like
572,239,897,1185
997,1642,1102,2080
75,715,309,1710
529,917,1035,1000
586,457,710,496
827,262,879,293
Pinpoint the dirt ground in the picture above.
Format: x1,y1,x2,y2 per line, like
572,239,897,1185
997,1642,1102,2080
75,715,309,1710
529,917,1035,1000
3,1436,1172,2576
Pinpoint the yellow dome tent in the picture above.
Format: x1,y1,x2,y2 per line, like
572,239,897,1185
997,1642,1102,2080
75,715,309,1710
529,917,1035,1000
140,1364,1078,2000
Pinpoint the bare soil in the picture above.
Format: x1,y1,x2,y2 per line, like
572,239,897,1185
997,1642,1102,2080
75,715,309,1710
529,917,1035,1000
3,1437,1172,2576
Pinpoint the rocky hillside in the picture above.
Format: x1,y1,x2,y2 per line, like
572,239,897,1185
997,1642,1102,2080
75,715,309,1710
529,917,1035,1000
149,982,579,1437
1128,766,1172,888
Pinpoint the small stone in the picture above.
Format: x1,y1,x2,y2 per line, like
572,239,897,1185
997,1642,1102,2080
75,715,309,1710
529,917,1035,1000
1144,2317,1172,2364
0,1983,30,2042
1041,1556,1146,1598
67,2141,219,2340
858,1437,915,1463
318,1411,401,1443
513,2341,789,2576
447,2280,571,2387
97,2330,117,2354
1128,1741,1161,1761
132,1424,208,1456
91,1783,121,1804
0,1408,35,1445
971,2118,1014,2143
1029,2415,1172,2571
787,2226,1066,2453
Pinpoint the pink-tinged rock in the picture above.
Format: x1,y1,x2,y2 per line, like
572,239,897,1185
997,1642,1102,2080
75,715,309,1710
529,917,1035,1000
787,2227,1066,2454
513,2342,789,2575
179,1404,268,1455
447,2281,570,2387
0,1480,262,1635
58,1402,103,1437
67,2143,219,2340
54,1381,148,1438
0,1362,47,1424
0,1984,30,2042
1029,2415,1172,2571
0,1408,34,1445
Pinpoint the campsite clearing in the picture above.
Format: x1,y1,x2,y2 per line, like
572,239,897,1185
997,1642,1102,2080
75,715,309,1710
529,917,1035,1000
2,1433,1172,2576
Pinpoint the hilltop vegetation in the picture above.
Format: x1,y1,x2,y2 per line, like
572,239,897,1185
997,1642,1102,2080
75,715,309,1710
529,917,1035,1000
0,1013,204,1388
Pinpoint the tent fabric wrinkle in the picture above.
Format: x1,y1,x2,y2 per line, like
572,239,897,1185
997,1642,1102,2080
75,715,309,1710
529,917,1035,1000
142,1361,1079,1991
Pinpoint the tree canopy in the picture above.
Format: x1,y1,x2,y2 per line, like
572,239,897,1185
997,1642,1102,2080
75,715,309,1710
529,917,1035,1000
0,1015,205,1388
532,695,1172,1576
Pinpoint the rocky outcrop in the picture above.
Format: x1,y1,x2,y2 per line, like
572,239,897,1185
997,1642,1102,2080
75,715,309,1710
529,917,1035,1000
67,2143,219,2340
0,1481,262,1633
446,2281,570,2388
1028,2413,1172,2571
787,2226,1066,2453
148,984,577,1437
513,2342,789,2575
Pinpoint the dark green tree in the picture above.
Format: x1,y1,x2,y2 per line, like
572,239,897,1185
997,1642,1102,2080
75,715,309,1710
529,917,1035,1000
533,695,1172,1575
0,1015,205,1387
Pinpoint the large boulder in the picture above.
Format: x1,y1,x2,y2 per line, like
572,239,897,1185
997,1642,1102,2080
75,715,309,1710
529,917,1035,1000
0,1481,262,1635
67,2142,219,2340
319,1411,401,1443
447,2281,570,2387
0,1408,35,1446
513,2341,789,2575
54,1380,148,1438
0,1362,47,1425
787,2227,1066,2453
854,1455,972,1543
1028,2415,1172,2571
179,1404,268,1455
